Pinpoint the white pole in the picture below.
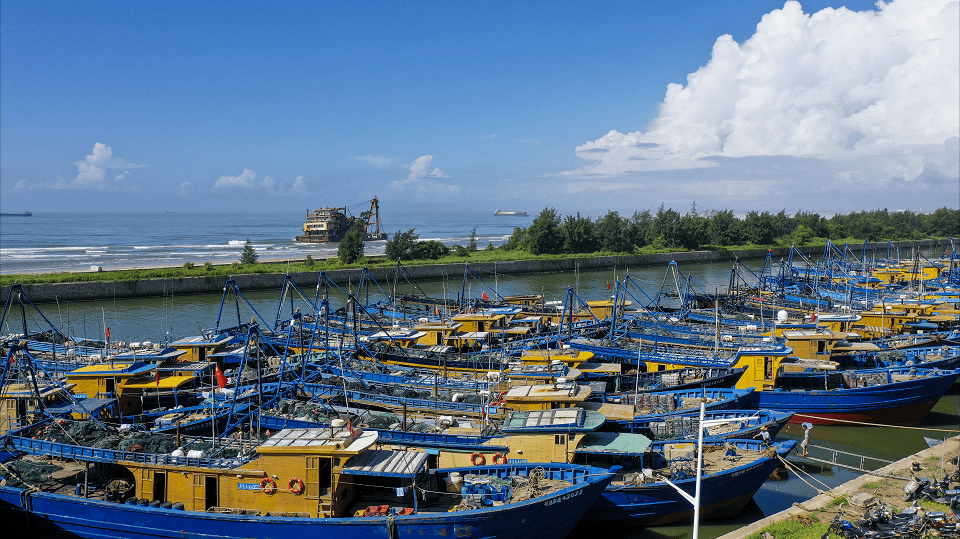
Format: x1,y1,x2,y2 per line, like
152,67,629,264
634,343,641,395
694,401,705,539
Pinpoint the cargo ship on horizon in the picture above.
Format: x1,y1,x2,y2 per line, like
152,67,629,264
494,209,527,216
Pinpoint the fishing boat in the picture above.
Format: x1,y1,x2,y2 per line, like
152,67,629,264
577,437,796,526
256,406,795,526
0,422,615,539
295,198,387,243
750,366,960,426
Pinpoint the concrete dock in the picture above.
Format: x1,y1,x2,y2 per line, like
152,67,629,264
719,435,960,538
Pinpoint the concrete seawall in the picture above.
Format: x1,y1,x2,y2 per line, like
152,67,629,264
1,240,944,304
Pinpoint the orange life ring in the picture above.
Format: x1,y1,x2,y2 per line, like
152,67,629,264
492,452,507,464
288,477,305,495
470,452,485,466
260,478,277,495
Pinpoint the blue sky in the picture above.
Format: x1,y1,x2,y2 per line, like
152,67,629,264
2,1,957,218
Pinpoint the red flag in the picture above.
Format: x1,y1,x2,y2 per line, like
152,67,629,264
215,365,228,389
482,292,489,301
105,327,111,342
155,368,161,387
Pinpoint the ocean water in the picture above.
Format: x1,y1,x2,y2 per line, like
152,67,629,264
0,210,533,275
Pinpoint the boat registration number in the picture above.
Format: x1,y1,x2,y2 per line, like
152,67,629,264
543,488,582,506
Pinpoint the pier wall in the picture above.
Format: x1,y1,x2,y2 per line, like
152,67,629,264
1,239,944,304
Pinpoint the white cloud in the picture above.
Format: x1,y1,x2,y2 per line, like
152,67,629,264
390,155,459,197
54,143,145,190
292,175,309,195
560,0,959,211
214,168,259,189
214,169,311,196
353,155,392,168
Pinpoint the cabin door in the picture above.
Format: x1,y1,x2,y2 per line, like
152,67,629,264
0,399,19,434
153,472,167,503
553,434,569,463
141,469,154,501
192,474,205,510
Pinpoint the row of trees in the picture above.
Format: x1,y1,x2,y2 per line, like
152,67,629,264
366,206,958,262
501,205,959,256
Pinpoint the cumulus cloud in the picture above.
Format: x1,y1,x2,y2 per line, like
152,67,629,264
214,168,259,189
292,175,309,195
390,155,459,197
54,143,145,190
214,169,311,195
561,0,959,210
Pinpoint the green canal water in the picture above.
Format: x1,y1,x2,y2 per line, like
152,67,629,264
5,260,958,537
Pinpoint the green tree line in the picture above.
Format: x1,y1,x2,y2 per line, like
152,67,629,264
496,205,959,256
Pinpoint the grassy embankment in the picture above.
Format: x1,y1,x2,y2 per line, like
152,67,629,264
0,238,921,286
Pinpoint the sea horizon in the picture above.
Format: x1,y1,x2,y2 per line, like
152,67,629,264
0,210,534,275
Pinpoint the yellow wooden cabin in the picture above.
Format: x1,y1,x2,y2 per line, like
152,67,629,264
168,334,235,363
642,345,797,392
778,328,878,362
434,409,611,468
412,321,463,347
450,313,509,333
0,382,75,435
123,427,387,517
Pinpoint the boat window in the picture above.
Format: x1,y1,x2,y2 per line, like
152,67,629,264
764,357,773,380
555,434,565,445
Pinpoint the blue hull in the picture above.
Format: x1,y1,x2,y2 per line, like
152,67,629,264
753,368,960,426
583,439,796,525
0,463,613,538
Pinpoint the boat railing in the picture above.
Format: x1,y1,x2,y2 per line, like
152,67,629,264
299,382,503,416
322,364,493,392
4,435,248,469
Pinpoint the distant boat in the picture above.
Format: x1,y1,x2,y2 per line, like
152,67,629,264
494,210,527,216
0,211,32,217
296,197,387,243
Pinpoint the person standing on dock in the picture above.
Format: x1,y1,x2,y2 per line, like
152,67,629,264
800,422,813,456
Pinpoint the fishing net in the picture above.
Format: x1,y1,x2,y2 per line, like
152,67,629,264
363,413,401,429
270,399,332,422
0,460,63,488
117,433,177,454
